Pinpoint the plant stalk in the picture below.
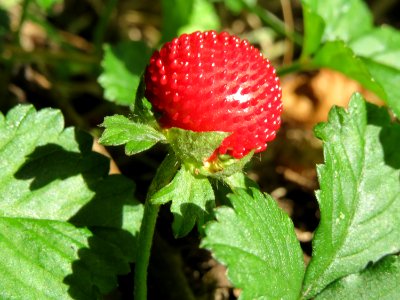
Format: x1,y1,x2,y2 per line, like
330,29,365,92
133,152,180,300
133,200,160,300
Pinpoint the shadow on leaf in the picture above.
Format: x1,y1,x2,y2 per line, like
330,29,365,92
14,128,141,299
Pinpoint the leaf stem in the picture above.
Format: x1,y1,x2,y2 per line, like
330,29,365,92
133,200,160,300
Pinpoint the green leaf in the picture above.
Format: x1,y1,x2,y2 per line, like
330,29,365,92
316,255,400,300
350,26,400,117
161,0,220,43
166,127,230,165
99,115,166,155
0,218,127,299
222,0,257,14
311,41,385,101
178,0,220,35
35,0,62,10
131,76,157,126
0,105,144,298
302,94,400,298
202,188,305,299
301,0,372,56
151,165,215,237
350,26,400,70
98,41,152,106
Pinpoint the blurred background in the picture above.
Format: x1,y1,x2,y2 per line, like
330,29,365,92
0,0,399,298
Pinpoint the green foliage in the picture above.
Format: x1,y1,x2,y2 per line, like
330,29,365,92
315,255,400,299
301,0,372,56
302,94,400,298
202,188,305,300
161,0,220,43
0,105,143,298
99,115,166,155
151,165,215,237
301,0,400,117
98,42,153,106
35,0,62,10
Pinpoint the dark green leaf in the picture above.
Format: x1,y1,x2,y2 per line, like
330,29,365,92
99,115,166,155
302,94,400,298
202,188,305,299
0,218,127,299
166,127,230,165
316,255,400,300
0,105,144,298
151,165,215,237
98,41,152,106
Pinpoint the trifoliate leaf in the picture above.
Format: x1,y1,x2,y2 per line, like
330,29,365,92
166,127,230,165
99,115,166,155
302,94,400,298
202,188,305,300
98,41,152,106
301,0,372,56
316,255,400,300
151,165,215,237
0,105,143,298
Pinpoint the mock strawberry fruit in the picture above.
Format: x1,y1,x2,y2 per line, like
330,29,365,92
145,30,282,159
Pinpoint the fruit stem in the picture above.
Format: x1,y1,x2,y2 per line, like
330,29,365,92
134,200,160,300
134,152,180,300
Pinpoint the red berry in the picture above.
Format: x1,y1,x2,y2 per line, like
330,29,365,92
145,30,282,159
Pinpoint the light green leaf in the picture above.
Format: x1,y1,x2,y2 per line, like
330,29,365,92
99,114,166,155
178,0,220,35
166,127,230,165
161,0,220,43
222,0,257,14
35,0,62,10
301,0,372,56
202,188,305,300
350,26,400,70
302,94,400,298
316,255,400,300
0,105,144,298
311,41,385,101
98,42,152,106
350,26,400,117
151,165,215,237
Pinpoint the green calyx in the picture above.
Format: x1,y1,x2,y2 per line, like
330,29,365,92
164,127,253,179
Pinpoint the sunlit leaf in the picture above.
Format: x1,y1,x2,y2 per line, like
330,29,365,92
302,94,400,298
